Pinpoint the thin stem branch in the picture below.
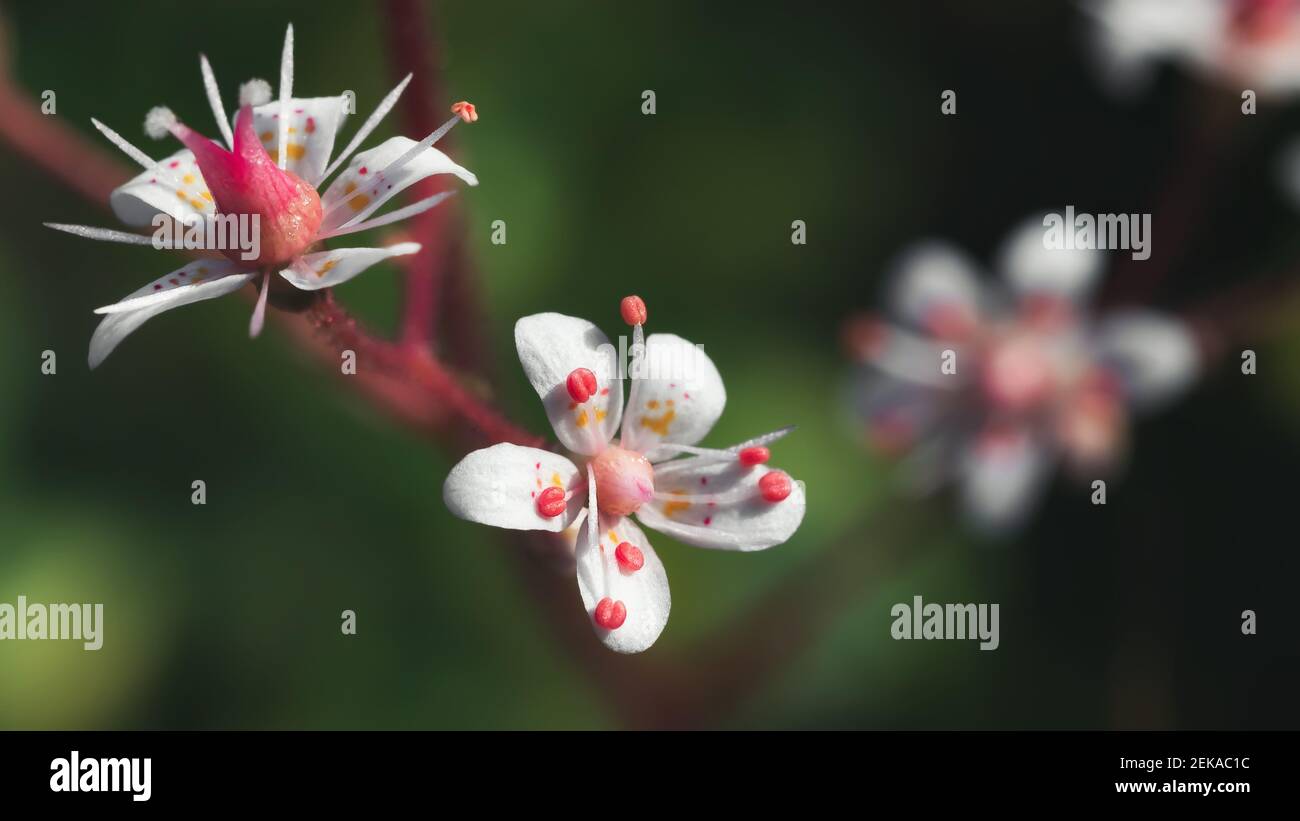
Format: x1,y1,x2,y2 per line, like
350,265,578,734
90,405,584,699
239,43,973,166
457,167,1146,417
386,0,454,349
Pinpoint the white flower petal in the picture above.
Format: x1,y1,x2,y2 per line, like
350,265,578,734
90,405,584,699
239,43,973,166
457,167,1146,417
620,333,726,462
958,428,1052,535
887,240,985,334
318,136,477,235
514,313,623,456
442,443,584,532
245,96,348,186
576,482,670,655
109,149,214,227
1093,310,1198,410
278,242,421,291
89,263,254,368
637,454,806,551
998,214,1105,305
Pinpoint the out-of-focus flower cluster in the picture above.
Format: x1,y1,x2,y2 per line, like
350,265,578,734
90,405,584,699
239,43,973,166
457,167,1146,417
846,216,1199,534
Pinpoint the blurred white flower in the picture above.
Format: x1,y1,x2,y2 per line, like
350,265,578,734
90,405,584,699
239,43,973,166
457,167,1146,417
1085,0,1300,96
847,216,1199,534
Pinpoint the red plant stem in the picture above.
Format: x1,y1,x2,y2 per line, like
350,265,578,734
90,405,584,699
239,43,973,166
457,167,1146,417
386,0,454,349
0,83,128,203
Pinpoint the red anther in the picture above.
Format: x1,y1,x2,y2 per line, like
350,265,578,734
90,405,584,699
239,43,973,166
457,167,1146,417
738,446,770,467
758,470,793,503
566,368,598,403
594,597,627,629
615,542,645,572
450,101,478,123
536,486,567,518
620,295,647,326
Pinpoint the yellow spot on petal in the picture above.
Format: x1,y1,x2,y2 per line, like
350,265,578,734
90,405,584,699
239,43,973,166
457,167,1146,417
647,400,659,410
260,131,274,142
607,530,618,543
182,174,195,185
640,409,676,436
286,143,306,160
176,190,188,200
575,409,589,428
190,198,206,210
288,127,297,134
662,500,690,518
551,472,563,488
201,191,213,201
595,409,607,422
315,259,338,278
666,399,675,408
344,181,357,193
197,266,209,274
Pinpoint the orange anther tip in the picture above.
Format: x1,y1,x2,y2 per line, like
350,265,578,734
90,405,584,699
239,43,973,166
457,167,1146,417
451,101,478,123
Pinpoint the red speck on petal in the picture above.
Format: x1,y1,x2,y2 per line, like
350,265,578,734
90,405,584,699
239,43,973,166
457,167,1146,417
620,295,647,326
759,470,793,503
168,161,179,168
359,166,368,175
700,477,708,485
169,278,179,286
739,446,770,466
615,542,644,572
594,598,627,629
566,368,598,403
153,284,162,290
536,486,566,517
703,516,712,526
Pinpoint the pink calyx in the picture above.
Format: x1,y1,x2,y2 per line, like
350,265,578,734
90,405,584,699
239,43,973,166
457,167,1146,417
159,106,321,267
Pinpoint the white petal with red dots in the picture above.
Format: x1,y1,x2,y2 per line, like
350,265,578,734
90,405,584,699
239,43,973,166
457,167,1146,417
1092,310,1198,411
442,443,584,532
997,214,1104,306
958,428,1052,535
637,457,806,551
89,264,254,368
318,136,477,234
92,258,251,315
514,313,623,456
621,333,726,462
887,240,986,337
109,149,215,227
246,96,348,186
278,242,422,291
576,489,670,655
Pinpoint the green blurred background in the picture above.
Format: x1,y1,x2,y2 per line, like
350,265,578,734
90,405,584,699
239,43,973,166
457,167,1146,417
0,0,1296,729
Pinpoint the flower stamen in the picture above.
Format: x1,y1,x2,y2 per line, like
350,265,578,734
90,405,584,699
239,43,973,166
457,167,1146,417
535,486,567,518
594,597,627,630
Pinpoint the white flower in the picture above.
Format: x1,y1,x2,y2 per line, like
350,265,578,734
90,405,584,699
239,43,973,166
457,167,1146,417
848,216,1199,533
46,24,478,368
442,298,807,653
1085,0,1300,96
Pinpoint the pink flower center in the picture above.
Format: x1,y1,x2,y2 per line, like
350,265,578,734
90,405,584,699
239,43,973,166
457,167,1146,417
170,105,322,268
590,446,655,517
980,335,1055,412
1231,0,1295,42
